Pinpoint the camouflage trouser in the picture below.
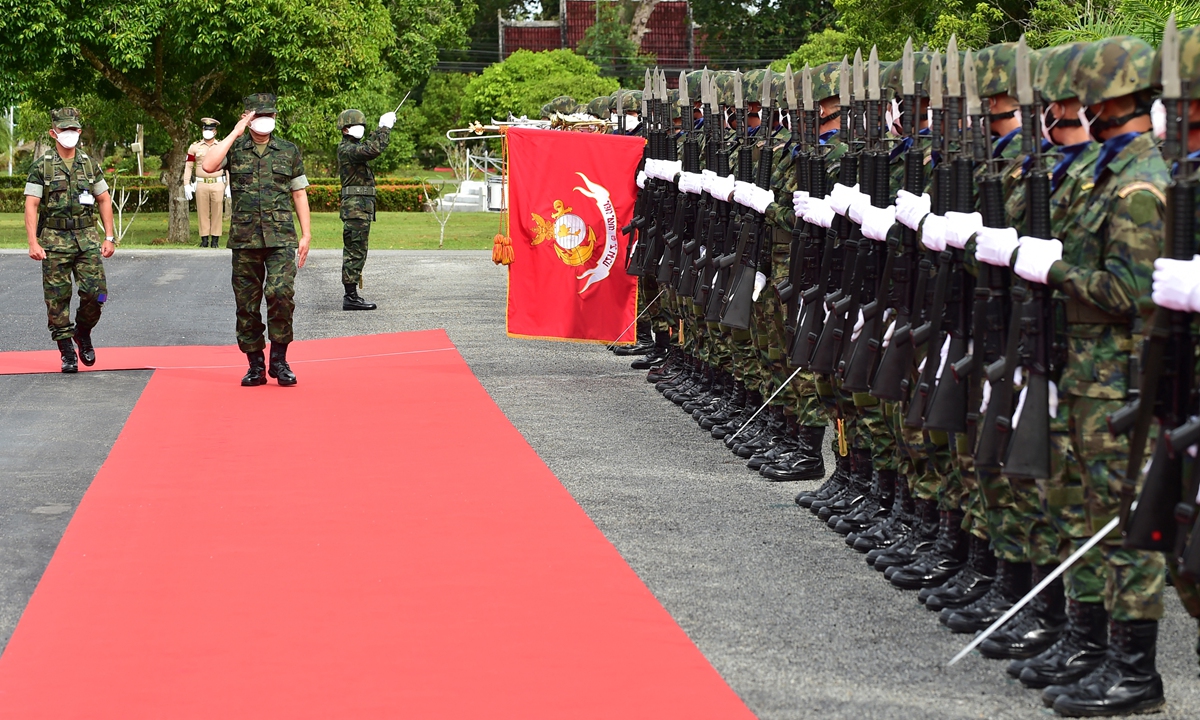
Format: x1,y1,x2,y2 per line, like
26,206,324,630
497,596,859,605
707,321,733,374
855,392,896,472
231,247,297,354
641,276,672,339
42,247,106,341
1048,395,1166,621
341,219,371,287
748,293,777,399
729,327,757,389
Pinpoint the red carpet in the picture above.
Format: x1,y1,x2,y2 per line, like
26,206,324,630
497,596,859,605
0,331,756,719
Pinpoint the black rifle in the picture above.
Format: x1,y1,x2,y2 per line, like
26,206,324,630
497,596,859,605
777,70,809,346
706,75,754,322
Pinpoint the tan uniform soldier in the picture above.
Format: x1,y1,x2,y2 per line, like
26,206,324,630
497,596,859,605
183,117,230,248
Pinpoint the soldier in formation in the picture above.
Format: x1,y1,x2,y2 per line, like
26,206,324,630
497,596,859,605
182,117,230,248
617,25,1200,715
24,107,118,373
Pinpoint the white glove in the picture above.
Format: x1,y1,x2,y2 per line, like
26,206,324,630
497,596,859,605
183,184,195,201
850,309,865,342
752,271,768,301
945,211,983,250
828,183,862,215
934,335,951,380
700,169,716,195
642,159,660,180
974,226,1020,267
895,189,931,231
710,174,736,202
636,171,647,189
793,190,810,218
732,180,758,209
1014,236,1064,285
860,205,897,242
803,197,835,228
921,214,950,253
660,160,682,182
847,195,873,224
1152,256,1200,312
677,171,703,195
1152,99,1166,139
379,111,397,129
748,186,775,214
225,183,232,199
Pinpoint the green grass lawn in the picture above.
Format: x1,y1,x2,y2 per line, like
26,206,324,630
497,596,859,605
0,211,499,250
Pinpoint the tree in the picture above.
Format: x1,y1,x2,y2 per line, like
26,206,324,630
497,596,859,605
461,50,619,122
1027,0,1200,46
692,0,832,67
408,72,474,168
0,0,473,243
578,3,656,86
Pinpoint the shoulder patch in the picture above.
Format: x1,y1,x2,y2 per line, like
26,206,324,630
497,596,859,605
1116,181,1165,204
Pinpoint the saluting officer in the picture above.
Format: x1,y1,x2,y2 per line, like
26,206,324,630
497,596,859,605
336,107,395,310
183,117,230,248
202,93,312,387
24,107,117,373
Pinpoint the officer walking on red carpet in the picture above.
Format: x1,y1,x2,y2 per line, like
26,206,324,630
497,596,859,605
201,93,312,387
24,107,118,373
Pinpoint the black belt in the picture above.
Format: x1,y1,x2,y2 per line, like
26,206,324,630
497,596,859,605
42,216,94,230
340,186,376,198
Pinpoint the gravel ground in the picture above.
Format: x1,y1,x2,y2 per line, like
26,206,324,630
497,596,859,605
1,248,1197,719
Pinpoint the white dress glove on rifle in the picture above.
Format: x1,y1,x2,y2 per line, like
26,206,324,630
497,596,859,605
748,186,775,214
752,271,768,301
974,226,1020,267
1152,256,1200,312
921,214,950,253
1014,236,1064,285
700,169,716,196
184,184,195,201
895,189,931,230
636,170,647,189
732,180,758,209
860,205,897,242
378,111,397,129
803,197,836,228
661,160,682,182
793,190,810,218
847,195,872,224
828,183,862,215
850,309,865,342
678,171,704,195
710,174,736,202
642,159,660,180
945,211,983,250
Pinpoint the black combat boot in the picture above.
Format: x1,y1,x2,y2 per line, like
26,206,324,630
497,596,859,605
701,381,744,430
613,321,654,356
871,499,939,570
682,367,719,413
979,563,1067,659
57,338,77,374
852,471,913,552
267,342,297,386
661,356,699,398
749,413,801,470
834,467,894,536
241,350,267,386
691,371,731,420
1048,619,1164,716
762,425,826,482
738,406,789,458
919,535,995,610
343,283,377,311
1018,600,1108,689
731,405,776,455
73,324,96,366
634,334,672,372
200,235,209,248
211,236,222,248
888,510,970,589
713,390,760,440
940,559,1031,631
816,450,872,521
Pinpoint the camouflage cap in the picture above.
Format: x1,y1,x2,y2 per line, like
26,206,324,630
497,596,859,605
743,69,765,106
50,107,82,130
713,70,737,106
686,70,704,101
770,69,787,106
974,43,1019,98
541,95,578,117
1036,43,1089,103
1072,36,1156,106
881,52,938,99
878,61,896,99
811,62,841,103
243,93,278,114
585,96,609,118
200,117,221,128
1152,22,1200,98
610,90,641,113
667,88,681,119
337,109,366,130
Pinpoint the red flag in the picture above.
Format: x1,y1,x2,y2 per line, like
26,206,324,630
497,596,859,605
505,127,644,343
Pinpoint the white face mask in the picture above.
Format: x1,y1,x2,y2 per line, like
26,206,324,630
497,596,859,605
347,125,365,139
55,130,80,149
1041,104,1059,145
886,98,903,137
202,129,216,140
250,116,276,135
1151,98,1166,139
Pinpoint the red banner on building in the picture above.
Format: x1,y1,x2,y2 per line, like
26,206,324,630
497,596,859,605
505,127,644,343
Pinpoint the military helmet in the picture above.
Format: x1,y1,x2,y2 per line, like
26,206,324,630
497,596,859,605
243,93,278,114
1036,43,1089,103
50,107,82,130
974,43,1019,98
667,88,681,119
1152,23,1200,98
541,95,578,117
1072,36,1156,106
769,69,787,106
713,70,737,106
686,70,704,101
811,62,841,103
742,69,765,106
610,90,641,113
337,109,367,130
881,52,938,100
585,96,609,118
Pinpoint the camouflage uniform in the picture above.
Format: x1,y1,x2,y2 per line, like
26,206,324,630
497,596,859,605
221,94,310,354
24,108,111,342
337,110,391,288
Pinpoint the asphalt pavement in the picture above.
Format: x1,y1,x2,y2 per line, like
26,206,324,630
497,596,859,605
1,248,1197,719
